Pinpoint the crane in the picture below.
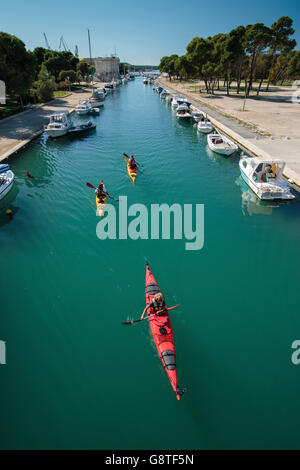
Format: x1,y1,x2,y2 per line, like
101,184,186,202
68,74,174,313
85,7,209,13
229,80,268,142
43,33,51,50
59,36,70,52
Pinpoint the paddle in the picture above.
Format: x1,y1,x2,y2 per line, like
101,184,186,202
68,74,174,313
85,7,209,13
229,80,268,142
122,154,145,175
121,304,181,325
86,182,119,202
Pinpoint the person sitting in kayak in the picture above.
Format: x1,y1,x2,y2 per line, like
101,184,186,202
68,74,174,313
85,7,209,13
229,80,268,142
95,182,108,202
128,154,137,170
140,293,167,320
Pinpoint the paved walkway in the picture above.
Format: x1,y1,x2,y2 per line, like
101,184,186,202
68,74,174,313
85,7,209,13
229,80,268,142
0,87,94,161
160,80,300,189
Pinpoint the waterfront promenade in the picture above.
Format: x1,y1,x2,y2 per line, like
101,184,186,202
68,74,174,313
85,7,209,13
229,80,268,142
159,78,300,189
0,86,95,162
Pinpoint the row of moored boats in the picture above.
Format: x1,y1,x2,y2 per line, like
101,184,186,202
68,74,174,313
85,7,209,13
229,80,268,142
152,83,295,201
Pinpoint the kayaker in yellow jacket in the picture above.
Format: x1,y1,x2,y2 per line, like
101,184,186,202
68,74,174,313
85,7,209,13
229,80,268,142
95,182,108,202
128,154,137,170
140,293,167,320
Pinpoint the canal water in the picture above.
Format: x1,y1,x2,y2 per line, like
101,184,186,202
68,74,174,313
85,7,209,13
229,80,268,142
1,79,300,450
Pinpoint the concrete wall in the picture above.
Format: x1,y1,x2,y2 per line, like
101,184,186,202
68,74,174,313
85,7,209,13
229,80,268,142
91,57,120,82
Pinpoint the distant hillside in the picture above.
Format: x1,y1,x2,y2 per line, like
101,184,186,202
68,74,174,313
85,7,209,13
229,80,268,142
125,63,158,71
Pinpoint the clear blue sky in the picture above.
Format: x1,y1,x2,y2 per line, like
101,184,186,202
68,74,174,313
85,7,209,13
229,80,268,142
1,0,299,64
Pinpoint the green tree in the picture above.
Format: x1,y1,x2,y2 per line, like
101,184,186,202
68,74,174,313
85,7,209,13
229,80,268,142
266,16,296,90
119,62,128,74
58,70,77,83
174,55,195,81
244,23,271,96
44,51,79,81
158,54,178,80
0,32,36,106
77,59,92,80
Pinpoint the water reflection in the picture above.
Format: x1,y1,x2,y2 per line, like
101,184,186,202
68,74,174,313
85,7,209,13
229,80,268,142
235,175,280,215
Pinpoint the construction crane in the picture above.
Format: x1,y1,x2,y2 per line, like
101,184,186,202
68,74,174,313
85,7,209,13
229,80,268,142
88,29,92,65
43,33,51,50
59,36,70,52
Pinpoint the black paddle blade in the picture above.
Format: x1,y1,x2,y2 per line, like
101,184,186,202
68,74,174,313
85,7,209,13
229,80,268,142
121,320,134,325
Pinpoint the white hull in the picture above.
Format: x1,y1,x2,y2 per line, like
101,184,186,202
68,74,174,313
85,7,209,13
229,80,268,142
207,133,238,156
89,100,104,108
197,122,213,134
239,157,294,200
0,171,14,200
45,128,69,137
176,114,191,120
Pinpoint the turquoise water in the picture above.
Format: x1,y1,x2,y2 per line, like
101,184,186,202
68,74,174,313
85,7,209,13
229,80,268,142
1,79,300,450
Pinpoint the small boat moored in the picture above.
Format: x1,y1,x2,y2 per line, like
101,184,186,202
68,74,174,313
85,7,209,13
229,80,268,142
75,99,92,115
89,90,105,107
239,156,295,200
197,117,213,134
0,164,15,200
68,121,96,136
45,111,72,137
176,104,192,120
207,133,238,156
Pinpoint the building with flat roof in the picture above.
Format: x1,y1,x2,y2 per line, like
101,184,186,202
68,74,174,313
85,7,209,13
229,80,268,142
85,57,120,82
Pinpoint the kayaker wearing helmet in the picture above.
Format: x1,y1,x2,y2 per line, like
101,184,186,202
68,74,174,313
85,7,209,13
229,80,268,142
95,182,108,202
140,292,167,320
128,154,137,170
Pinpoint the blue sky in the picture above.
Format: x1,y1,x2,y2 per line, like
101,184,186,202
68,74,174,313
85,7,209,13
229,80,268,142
1,0,299,64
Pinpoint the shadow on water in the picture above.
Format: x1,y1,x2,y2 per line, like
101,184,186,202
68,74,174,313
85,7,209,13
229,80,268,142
0,184,19,225
235,175,300,217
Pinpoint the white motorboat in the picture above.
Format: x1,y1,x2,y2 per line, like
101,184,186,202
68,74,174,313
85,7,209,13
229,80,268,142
239,156,295,200
89,90,105,107
45,111,72,137
207,133,238,156
176,104,192,120
104,84,114,93
172,95,183,108
192,111,205,122
0,165,15,200
197,118,213,134
143,78,149,84
97,87,107,97
75,99,92,115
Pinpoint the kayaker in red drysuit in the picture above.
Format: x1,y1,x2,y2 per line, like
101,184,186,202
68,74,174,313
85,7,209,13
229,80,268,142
140,293,167,320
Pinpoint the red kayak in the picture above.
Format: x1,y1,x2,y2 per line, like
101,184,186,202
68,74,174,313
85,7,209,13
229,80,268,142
145,262,182,400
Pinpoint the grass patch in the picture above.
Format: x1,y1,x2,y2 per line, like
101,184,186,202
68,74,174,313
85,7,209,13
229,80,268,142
53,91,68,98
0,98,22,120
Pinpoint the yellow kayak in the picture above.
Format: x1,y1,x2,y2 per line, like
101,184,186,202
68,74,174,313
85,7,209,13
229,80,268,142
96,181,108,216
127,162,138,183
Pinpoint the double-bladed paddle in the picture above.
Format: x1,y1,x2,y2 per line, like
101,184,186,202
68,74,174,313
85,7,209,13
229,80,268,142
121,304,181,325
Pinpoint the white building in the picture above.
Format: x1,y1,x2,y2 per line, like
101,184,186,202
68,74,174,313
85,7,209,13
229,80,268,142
87,57,120,82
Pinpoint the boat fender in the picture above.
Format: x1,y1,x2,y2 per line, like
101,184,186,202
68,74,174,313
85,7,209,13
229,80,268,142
6,209,13,219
